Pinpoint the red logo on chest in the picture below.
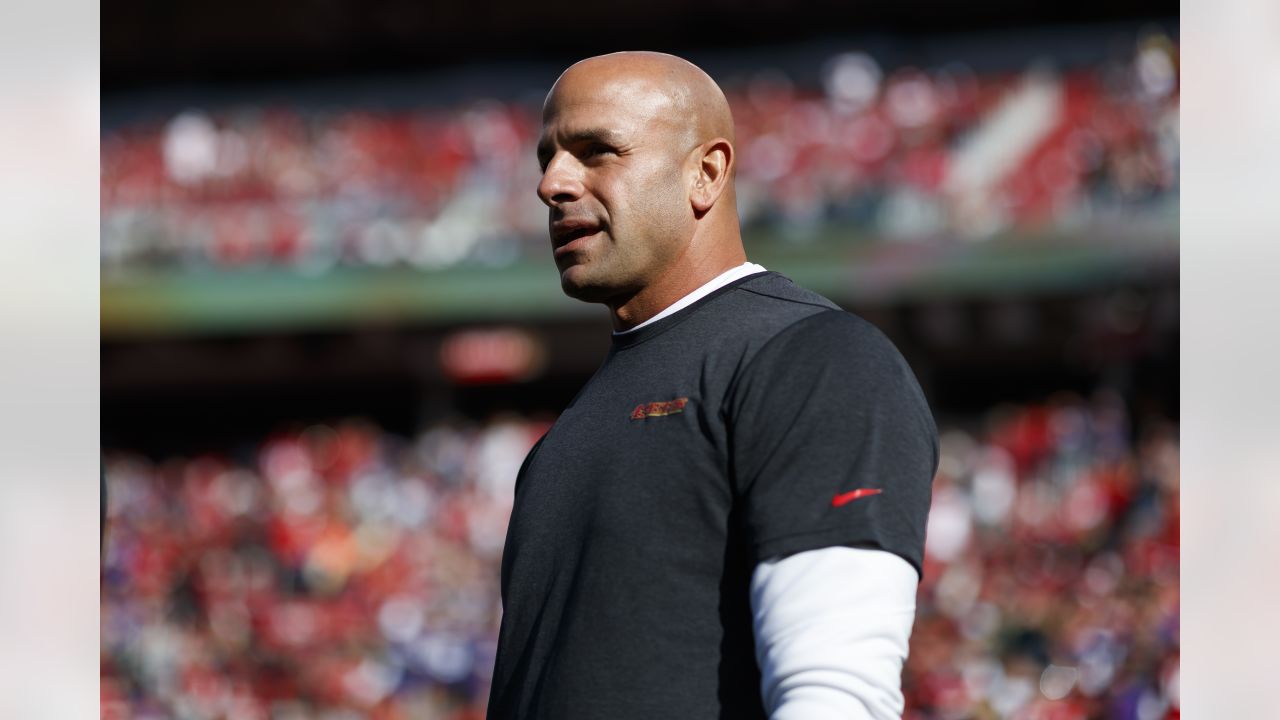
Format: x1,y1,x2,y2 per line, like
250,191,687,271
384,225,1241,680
630,397,690,420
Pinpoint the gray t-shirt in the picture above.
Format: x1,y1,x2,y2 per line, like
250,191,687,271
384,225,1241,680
488,271,937,720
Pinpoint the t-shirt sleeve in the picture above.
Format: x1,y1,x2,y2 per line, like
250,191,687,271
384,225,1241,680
726,310,938,576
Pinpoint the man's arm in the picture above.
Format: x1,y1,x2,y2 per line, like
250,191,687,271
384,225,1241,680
726,309,936,717
751,546,918,720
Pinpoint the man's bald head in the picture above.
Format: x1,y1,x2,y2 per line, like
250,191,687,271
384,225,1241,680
546,51,735,148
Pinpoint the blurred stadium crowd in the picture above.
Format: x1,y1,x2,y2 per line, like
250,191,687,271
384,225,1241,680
101,33,1177,276
101,393,1178,720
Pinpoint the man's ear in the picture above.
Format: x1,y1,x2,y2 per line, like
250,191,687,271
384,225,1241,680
691,139,733,215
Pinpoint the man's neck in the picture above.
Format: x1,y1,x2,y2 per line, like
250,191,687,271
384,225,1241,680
608,252,749,332
611,261,766,336
607,217,749,331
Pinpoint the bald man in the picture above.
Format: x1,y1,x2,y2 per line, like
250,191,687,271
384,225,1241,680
489,52,937,720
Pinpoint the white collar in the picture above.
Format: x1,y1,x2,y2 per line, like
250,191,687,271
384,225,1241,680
613,262,768,335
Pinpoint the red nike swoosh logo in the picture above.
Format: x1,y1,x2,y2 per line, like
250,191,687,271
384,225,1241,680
831,488,883,507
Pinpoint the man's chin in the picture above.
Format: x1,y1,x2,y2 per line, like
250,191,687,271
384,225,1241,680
558,266,621,304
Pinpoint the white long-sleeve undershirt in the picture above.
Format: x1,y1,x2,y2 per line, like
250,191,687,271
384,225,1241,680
751,547,919,720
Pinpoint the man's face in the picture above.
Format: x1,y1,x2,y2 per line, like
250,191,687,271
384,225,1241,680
536,71,694,303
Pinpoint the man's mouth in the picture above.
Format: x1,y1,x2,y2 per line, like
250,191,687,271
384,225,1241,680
551,220,604,254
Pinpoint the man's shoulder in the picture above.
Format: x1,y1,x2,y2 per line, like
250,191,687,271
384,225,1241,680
732,272,842,314
664,272,895,381
708,273,905,371
714,272,877,345
703,272,839,336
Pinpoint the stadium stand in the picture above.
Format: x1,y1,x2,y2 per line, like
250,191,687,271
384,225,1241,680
102,393,1178,719
101,37,1177,276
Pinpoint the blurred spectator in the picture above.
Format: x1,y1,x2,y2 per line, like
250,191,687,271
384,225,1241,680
906,392,1179,719
102,391,1177,719
102,417,547,720
101,32,1177,277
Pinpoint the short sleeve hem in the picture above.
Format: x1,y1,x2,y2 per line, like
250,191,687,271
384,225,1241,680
751,526,923,579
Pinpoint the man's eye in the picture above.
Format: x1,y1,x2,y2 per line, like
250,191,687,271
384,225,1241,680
585,144,614,158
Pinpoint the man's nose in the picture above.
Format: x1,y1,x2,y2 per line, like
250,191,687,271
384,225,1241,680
536,154,584,207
